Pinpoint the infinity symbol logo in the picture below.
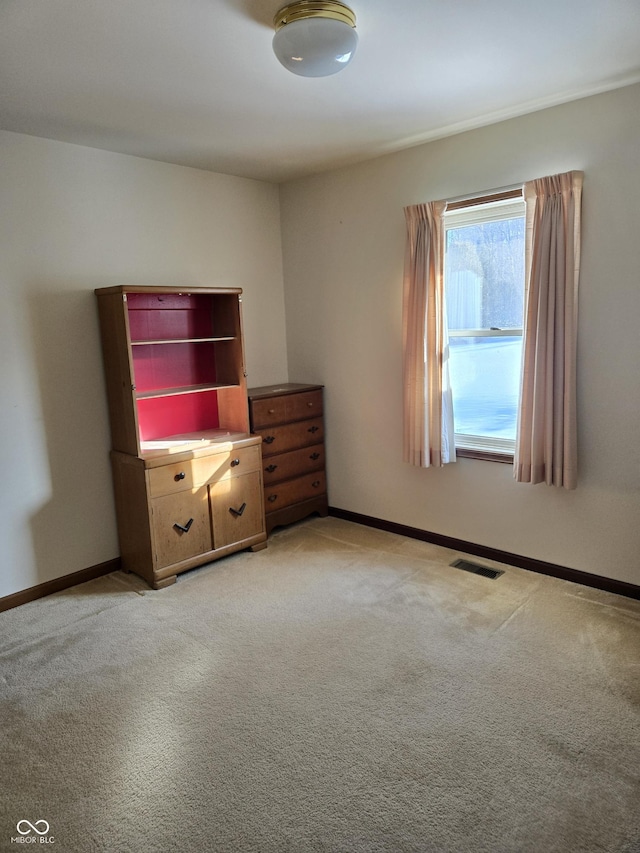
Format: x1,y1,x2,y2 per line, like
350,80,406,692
17,820,50,835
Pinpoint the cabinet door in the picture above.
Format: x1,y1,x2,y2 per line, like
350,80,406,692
210,471,264,550
151,487,212,569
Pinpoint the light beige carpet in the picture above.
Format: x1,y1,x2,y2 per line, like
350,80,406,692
1,517,639,852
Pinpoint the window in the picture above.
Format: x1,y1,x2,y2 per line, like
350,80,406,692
443,195,525,457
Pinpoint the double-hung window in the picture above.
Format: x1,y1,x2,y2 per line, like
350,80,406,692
443,195,525,458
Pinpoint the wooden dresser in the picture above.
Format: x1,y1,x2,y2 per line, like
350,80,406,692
248,384,328,534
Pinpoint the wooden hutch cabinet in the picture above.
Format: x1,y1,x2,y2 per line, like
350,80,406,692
248,383,328,534
95,286,266,589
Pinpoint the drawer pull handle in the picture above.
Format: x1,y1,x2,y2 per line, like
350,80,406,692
268,408,275,414
268,494,278,503
264,436,275,444
308,426,319,434
229,502,247,517
310,452,320,460
312,480,321,488
230,458,240,467
307,402,314,407
174,471,186,481
265,464,278,473
174,518,194,534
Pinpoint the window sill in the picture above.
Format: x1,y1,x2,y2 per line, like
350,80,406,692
456,447,514,464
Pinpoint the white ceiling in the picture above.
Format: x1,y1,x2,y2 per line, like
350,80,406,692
1,0,640,183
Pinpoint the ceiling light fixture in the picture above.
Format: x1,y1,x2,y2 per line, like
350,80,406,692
272,1,358,78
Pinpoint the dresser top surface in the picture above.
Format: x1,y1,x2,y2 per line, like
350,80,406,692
95,285,243,296
248,383,323,401
113,432,260,468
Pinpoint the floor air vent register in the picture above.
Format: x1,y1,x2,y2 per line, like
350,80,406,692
450,559,504,580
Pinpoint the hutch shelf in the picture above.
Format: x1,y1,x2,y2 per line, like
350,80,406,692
96,286,267,589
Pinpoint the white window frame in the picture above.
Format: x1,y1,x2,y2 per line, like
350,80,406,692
443,196,526,457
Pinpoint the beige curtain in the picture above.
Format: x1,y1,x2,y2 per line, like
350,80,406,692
514,170,583,489
403,202,456,467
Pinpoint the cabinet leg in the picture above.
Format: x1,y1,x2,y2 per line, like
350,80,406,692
152,575,177,590
250,541,268,552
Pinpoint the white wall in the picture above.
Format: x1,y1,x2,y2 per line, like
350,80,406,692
0,131,288,598
280,84,640,585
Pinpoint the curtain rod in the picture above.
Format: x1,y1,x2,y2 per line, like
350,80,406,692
445,183,523,211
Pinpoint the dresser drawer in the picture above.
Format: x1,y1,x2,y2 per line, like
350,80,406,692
262,444,325,485
251,389,323,428
148,460,197,498
286,389,323,423
264,471,326,513
250,396,288,429
256,417,324,457
193,444,261,485
148,445,261,498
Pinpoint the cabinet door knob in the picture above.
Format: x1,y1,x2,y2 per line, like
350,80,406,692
309,452,320,461
264,436,275,444
268,408,275,414
229,502,246,517
230,458,240,467
308,426,319,433
174,518,194,533
307,402,314,407
312,480,321,488
268,494,278,503
265,464,278,473
175,471,186,481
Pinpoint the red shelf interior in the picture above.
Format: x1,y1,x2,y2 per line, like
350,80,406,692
127,293,224,439
137,391,220,441
127,292,215,340
131,342,218,392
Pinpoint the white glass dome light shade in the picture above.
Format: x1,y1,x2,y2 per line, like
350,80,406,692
272,4,358,78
